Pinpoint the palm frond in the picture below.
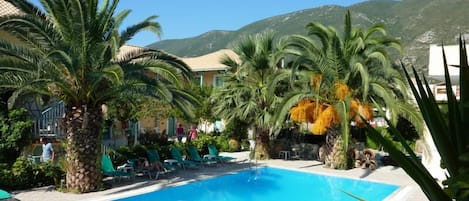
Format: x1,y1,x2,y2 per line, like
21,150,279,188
119,16,161,47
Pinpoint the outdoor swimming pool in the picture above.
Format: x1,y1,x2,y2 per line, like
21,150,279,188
115,166,399,201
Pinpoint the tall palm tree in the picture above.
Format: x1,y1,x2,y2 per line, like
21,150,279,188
277,11,422,168
0,0,197,192
213,32,288,159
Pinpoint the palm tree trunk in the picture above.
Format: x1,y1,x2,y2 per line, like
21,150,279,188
323,125,350,169
65,105,103,193
254,127,271,160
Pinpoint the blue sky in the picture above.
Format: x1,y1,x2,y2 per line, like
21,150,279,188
32,0,367,46
119,0,367,46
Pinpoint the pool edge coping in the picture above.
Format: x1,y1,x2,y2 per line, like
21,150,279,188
89,164,409,201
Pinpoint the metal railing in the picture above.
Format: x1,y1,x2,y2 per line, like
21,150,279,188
33,101,65,138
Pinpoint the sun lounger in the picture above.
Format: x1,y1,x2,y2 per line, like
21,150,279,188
127,159,160,179
187,145,218,166
147,149,178,173
170,146,201,169
208,144,236,163
0,189,11,200
101,154,135,182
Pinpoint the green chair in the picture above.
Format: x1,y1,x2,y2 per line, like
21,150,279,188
208,144,236,163
169,146,200,170
0,189,11,200
127,159,159,179
187,145,218,166
147,149,178,172
101,154,134,182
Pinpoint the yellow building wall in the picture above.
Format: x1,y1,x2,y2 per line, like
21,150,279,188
137,67,224,136
137,71,224,135
138,116,169,134
139,117,155,129
0,31,23,43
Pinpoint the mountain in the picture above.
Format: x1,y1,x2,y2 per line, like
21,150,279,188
147,0,469,74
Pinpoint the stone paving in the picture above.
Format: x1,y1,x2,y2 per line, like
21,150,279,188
11,151,427,201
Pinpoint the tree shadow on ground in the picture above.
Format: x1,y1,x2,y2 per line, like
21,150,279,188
103,161,255,196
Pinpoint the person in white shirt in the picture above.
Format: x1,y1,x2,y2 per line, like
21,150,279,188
40,137,55,162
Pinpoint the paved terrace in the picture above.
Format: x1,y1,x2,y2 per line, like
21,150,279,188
12,152,428,201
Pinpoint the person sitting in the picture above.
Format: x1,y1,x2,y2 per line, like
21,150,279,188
138,157,164,172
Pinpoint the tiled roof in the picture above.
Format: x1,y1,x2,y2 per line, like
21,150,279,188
181,49,239,72
116,44,143,58
118,46,238,72
0,0,21,17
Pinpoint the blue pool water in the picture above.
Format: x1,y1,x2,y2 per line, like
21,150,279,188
115,167,399,201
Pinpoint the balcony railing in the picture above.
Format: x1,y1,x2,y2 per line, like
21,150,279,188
33,101,65,138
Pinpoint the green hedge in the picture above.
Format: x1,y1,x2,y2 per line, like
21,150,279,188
0,157,65,191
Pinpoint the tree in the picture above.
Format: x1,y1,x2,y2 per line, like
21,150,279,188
213,32,287,159
0,0,197,192
276,11,422,168
191,85,217,125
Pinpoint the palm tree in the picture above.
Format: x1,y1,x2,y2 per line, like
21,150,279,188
0,0,197,192
277,11,422,168
213,32,287,159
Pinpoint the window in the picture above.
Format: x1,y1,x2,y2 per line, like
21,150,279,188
193,75,203,87
213,75,224,87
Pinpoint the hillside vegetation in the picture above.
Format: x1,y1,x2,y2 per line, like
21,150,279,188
148,0,469,74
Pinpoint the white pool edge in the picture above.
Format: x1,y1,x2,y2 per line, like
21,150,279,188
91,165,407,201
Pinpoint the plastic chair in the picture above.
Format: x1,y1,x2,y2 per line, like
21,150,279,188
169,146,200,169
101,154,134,182
0,189,11,200
207,144,236,163
187,145,218,166
147,149,178,172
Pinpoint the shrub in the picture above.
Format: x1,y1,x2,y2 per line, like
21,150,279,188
11,157,37,189
216,135,231,152
132,145,148,158
0,157,65,190
228,139,240,151
157,144,173,160
39,162,65,187
366,127,415,154
139,129,170,146
222,119,249,141
0,108,34,164
191,133,217,155
0,163,14,191
240,139,250,151
171,141,188,156
107,146,135,165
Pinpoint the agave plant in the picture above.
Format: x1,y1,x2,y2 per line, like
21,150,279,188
365,38,469,200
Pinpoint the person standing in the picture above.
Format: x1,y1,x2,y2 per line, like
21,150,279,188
176,124,185,142
189,125,198,141
40,137,55,162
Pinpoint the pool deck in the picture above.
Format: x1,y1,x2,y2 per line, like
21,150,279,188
11,151,428,201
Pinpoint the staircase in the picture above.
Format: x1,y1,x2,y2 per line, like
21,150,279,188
33,101,65,138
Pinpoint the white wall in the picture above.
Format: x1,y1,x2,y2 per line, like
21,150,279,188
428,44,468,83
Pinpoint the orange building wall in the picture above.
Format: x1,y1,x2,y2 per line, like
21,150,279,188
201,71,217,86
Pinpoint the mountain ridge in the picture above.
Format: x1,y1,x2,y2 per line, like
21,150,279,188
147,0,469,73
